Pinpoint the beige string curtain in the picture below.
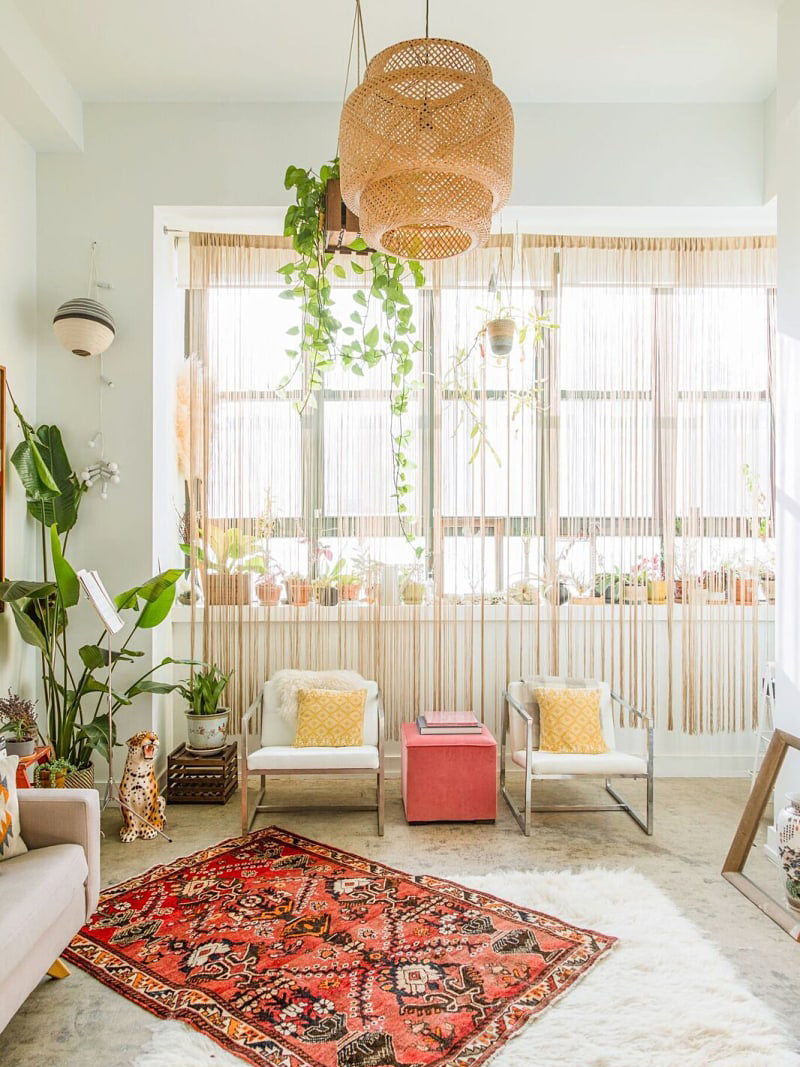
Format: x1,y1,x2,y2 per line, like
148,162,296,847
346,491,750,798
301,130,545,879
186,232,775,737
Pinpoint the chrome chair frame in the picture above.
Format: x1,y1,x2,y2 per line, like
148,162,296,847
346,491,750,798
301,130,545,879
240,691,385,837
500,687,654,836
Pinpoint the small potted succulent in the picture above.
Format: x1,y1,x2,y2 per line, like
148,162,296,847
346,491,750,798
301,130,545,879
255,562,284,606
284,572,313,606
400,557,429,605
0,690,39,757
35,758,75,789
338,574,362,602
177,665,233,751
594,570,622,604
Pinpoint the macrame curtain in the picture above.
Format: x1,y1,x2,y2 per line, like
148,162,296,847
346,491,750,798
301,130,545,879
186,232,775,737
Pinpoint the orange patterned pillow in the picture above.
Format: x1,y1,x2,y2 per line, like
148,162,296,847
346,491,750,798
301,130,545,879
534,688,608,754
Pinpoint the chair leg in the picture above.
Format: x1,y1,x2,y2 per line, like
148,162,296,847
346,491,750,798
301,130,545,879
605,778,653,835
501,773,532,836
241,765,249,836
47,959,70,980
377,769,385,836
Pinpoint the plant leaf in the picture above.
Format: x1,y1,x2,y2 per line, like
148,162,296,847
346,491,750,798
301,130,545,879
50,525,80,608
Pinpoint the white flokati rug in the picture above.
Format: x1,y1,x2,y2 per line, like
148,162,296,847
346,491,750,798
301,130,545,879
133,868,799,1067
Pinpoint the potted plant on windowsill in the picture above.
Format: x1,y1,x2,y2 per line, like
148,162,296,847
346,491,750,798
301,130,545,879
338,574,362,602
253,558,285,606
0,691,39,757
183,524,257,607
177,665,232,752
594,570,622,604
284,573,313,606
311,542,344,606
760,563,776,604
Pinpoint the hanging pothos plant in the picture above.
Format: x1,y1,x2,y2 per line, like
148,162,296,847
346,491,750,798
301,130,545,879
278,159,424,542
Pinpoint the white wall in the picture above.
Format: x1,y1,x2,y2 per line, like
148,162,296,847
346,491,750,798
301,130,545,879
0,114,37,696
775,2,800,803
33,100,772,777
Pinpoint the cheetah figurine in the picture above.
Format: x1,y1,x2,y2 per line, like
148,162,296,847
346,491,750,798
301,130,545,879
119,731,166,843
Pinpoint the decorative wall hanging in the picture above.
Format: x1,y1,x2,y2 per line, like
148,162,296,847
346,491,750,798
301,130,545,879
339,0,514,260
53,242,115,356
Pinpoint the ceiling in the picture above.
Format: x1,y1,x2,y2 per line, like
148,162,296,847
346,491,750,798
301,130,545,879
21,0,777,105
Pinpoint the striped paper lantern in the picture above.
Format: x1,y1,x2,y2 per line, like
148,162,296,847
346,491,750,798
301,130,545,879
53,297,116,357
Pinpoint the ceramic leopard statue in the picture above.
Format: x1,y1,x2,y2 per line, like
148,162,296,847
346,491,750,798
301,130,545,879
119,731,166,843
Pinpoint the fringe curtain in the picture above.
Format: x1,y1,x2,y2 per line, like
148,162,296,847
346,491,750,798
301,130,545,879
187,233,776,737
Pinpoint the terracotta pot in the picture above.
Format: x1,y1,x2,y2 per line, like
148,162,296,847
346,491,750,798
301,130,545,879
285,579,312,606
339,582,362,602
256,580,282,606
36,768,67,789
735,577,755,605
570,595,606,606
486,317,516,356
205,573,251,606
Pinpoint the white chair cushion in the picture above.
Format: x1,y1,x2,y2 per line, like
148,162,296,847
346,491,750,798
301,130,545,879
511,749,647,777
261,674,379,748
247,745,380,772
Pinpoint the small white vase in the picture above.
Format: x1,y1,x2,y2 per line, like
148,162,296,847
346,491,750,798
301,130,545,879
185,709,229,751
776,792,800,912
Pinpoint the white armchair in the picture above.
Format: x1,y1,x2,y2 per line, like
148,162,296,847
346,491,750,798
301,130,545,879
500,677,654,836
241,672,385,836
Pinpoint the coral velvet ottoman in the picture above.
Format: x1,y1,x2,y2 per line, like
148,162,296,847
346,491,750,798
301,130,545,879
401,721,497,822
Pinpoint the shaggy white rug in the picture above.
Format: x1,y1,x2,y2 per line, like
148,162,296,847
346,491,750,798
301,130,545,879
134,868,799,1067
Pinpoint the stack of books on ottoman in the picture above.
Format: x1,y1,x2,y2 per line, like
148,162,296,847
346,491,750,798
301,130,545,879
416,711,481,735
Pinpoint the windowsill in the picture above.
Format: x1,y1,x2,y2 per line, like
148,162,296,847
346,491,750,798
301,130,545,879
171,601,776,624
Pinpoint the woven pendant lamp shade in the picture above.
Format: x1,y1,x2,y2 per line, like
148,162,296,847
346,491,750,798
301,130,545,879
53,298,116,357
339,37,513,261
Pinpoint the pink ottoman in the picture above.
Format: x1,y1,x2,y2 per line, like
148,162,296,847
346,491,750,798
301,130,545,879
401,722,497,823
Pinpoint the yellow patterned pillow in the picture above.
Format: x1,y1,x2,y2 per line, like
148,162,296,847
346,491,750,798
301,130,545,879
534,688,609,754
293,688,367,747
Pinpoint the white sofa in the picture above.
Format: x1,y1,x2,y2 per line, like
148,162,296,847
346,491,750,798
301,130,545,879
241,672,385,836
500,677,654,836
0,789,100,1033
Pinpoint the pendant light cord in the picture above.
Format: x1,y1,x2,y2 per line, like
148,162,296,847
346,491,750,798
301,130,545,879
425,0,430,38
337,0,368,158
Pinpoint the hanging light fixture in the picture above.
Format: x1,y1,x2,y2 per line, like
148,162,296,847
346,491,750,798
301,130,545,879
339,0,514,261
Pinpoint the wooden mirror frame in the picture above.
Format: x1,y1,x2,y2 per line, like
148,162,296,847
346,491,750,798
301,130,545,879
722,728,800,940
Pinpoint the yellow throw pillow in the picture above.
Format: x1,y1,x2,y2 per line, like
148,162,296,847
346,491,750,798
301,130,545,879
293,688,367,748
534,688,609,754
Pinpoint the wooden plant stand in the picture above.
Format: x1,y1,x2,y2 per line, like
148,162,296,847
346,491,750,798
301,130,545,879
166,742,238,805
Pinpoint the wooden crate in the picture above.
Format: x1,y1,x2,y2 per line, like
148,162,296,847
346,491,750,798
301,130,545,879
166,742,238,804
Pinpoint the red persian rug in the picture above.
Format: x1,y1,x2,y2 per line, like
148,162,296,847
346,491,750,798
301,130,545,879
65,827,615,1067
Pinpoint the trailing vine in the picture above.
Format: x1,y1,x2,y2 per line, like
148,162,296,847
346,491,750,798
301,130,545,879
278,158,424,542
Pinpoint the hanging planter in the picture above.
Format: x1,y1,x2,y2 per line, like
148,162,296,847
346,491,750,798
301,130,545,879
53,298,116,358
486,317,516,356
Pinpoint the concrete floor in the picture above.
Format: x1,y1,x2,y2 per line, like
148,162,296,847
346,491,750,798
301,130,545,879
4,775,798,1064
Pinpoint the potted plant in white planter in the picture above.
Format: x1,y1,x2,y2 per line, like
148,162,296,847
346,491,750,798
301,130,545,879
0,691,39,757
177,665,233,751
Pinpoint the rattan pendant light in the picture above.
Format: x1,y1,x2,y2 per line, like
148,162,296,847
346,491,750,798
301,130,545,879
339,2,514,261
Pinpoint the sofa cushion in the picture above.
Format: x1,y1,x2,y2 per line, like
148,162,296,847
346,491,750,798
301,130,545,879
0,754,28,861
0,843,88,976
248,745,380,772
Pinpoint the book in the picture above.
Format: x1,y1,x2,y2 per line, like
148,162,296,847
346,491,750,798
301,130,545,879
416,715,482,735
420,711,479,727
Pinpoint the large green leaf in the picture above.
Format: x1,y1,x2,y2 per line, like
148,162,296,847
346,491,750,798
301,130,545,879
50,525,80,607
78,644,144,670
0,579,57,603
78,716,118,764
9,602,48,651
127,679,179,697
11,424,82,533
116,568,182,629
